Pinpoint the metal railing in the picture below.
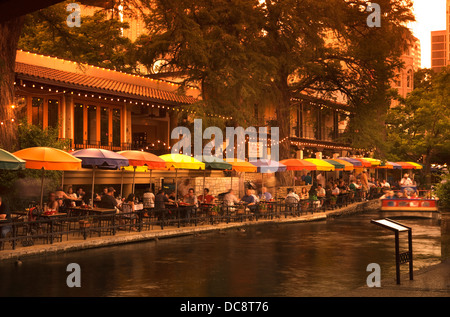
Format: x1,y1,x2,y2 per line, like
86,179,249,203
0,192,381,252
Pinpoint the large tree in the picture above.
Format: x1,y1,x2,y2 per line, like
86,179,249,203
0,16,25,151
136,0,414,152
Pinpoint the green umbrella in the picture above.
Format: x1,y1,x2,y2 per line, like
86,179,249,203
201,156,232,203
0,148,26,170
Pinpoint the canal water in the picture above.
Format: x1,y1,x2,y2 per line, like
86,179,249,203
0,209,446,297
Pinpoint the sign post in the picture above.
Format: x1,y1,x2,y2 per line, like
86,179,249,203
371,218,413,284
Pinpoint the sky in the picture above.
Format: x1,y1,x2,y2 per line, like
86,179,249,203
409,0,447,68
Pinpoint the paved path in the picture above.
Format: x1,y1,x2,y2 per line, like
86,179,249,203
341,258,450,297
1,199,379,261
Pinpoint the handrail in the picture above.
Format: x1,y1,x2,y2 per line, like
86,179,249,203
0,194,381,252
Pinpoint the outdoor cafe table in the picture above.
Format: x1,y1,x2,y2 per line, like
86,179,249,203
38,213,67,244
68,206,116,217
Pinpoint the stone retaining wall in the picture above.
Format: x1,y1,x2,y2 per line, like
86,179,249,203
0,199,382,262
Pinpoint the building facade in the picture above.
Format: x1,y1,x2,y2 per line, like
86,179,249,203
13,50,201,153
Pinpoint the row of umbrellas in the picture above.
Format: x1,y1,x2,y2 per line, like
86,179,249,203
0,147,424,206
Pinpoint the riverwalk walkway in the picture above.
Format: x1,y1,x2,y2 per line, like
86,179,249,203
0,199,380,262
341,257,450,297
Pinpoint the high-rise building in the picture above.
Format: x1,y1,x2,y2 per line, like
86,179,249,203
430,0,450,73
431,30,447,72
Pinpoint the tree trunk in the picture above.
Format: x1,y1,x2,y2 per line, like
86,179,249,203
274,76,292,186
0,16,24,151
423,148,433,189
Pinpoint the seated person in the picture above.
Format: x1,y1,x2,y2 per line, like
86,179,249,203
45,192,59,214
223,189,240,211
241,188,257,213
0,196,12,241
184,188,198,207
198,188,215,204
143,188,155,209
259,187,273,201
300,187,309,200
285,188,300,203
99,187,118,209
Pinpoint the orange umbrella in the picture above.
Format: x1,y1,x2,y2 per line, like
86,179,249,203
352,158,372,168
225,158,257,172
14,147,82,208
279,159,317,171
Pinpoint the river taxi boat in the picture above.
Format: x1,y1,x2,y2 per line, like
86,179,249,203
380,186,439,218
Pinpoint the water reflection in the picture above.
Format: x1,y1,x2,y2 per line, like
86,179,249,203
0,210,443,297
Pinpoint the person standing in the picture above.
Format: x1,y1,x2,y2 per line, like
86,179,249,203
360,170,369,201
316,172,326,188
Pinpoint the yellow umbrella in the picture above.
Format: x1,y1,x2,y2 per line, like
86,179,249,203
363,158,381,166
304,159,335,171
159,154,205,200
407,162,423,170
225,158,257,172
159,154,205,170
14,147,82,207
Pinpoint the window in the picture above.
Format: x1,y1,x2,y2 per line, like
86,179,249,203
112,109,121,147
74,103,84,145
87,105,97,145
32,97,43,126
406,70,412,88
101,107,109,146
47,99,59,128
14,95,27,122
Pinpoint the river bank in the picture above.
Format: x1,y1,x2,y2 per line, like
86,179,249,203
0,199,381,262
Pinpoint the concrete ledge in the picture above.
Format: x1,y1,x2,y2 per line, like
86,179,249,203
0,200,376,262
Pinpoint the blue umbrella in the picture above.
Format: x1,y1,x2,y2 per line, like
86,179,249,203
71,148,129,205
338,157,363,167
250,159,287,173
250,159,287,190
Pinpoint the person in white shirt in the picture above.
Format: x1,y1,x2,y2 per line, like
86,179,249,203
285,188,300,202
400,174,413,186
316,172,326,187
143,188,155,208
331,183,340,196
381,179,390,188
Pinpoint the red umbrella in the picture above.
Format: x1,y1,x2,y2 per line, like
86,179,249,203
117,151,167,194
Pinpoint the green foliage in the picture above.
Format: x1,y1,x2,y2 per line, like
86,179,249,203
136,0,415,154
0,121,70,207
385,68,450,165
436,173,450,210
